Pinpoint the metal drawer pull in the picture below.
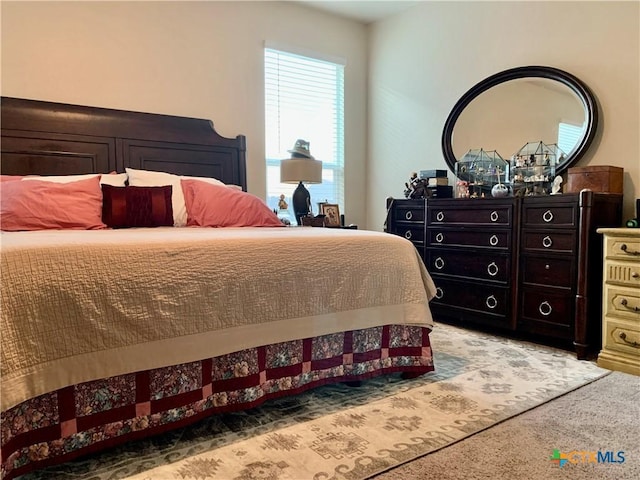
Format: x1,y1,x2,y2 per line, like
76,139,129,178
490,211,499,222
434,257,445,270
405,211,413,220
619,332,640,348
436,211,445,222
485,295,498,309
620,298,640,312
632,271,640,279
620,244,640,256
435,287,444,299
435,232,444,243
539,301,552,316
489,235,499,246
487,262,499,276
542,210,554,222
404,230,412,240
542,236,553,248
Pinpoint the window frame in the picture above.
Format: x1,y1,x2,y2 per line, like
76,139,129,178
264,46,345,216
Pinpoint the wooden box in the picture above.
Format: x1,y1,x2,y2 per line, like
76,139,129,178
566,166,623,194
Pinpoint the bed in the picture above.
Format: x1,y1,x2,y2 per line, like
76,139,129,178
0,97,436,480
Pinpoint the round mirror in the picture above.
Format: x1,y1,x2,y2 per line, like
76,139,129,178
441,66,598,175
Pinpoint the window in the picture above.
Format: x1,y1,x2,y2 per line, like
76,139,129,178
558,122,584,157
264,47,345,216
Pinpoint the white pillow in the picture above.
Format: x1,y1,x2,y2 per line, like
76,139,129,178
183,175,242,191
125,168,188,227
22,173,127,186
100,173,128,186
182,175,225,187
22,173,97,183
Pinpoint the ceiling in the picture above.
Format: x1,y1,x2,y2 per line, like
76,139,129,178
298,1,420,25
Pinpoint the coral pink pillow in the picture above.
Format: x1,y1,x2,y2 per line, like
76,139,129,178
0,175,24,182
181,179,284,227
0,176,106,231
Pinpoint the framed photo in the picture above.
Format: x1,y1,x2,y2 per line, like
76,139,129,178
320,203,341,227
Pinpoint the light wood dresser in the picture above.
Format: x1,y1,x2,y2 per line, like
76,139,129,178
596,228,640,375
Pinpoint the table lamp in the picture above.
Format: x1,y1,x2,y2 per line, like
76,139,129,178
280,139,322,225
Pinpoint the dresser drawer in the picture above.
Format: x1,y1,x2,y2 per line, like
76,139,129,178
431,277,510,317
520,287,573,329
522,203,577,227
390,224,424,243
521,255,574,288
605,237,640,260
604,261,640,288
605,287,640,319
603,317,640,356
427,205,513,226
427,250,510,282
521,230,576,253
428,229,510,250
393,205,425,223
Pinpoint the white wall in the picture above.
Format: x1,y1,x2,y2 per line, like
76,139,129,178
3,1,639,228
0,1,369,226
368,1,640,226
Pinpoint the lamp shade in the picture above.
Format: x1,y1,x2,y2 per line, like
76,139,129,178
280,158,322,184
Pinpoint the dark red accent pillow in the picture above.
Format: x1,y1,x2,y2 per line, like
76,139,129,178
102,184,173,228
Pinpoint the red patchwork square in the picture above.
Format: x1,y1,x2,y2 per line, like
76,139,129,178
60,419,77,438
202,384,213,399
135,402,151,417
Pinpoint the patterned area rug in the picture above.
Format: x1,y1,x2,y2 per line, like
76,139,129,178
20,324,608,480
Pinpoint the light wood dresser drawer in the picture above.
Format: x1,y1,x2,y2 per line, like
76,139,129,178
606,237,640,259
605,287,640,319
605,261,640,287
603,318,640,355
597,228,640,376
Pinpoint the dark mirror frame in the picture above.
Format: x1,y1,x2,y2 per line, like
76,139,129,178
441,65,598,176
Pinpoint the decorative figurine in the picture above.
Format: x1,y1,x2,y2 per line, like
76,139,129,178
491,183,509,197
491,168,509,198
456,180,469,199
278,194,288,210
404,172,430,199
551,175,563,194
515,155,525,168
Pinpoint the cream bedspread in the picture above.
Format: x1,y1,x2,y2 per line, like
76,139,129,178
0,227,436,411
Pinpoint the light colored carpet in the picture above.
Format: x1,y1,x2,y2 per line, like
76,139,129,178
372,370,640,480
21,324,613,480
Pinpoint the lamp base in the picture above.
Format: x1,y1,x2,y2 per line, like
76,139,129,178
292,181,311,225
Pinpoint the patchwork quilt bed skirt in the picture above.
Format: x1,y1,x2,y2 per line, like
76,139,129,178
1,324,434,480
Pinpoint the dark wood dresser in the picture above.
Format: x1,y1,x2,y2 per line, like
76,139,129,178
385,198,427,262
387,192,623,358
517,192,622,357
425,197,519,331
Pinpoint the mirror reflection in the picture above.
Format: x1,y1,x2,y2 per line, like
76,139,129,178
452,78,587,162
441,66,598,180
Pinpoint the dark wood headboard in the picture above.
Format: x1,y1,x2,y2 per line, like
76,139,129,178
0,97,247,190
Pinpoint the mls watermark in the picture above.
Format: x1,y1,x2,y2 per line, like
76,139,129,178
550,449,625,467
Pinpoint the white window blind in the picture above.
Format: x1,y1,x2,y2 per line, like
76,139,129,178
558,122,583,156
264,48,345,217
